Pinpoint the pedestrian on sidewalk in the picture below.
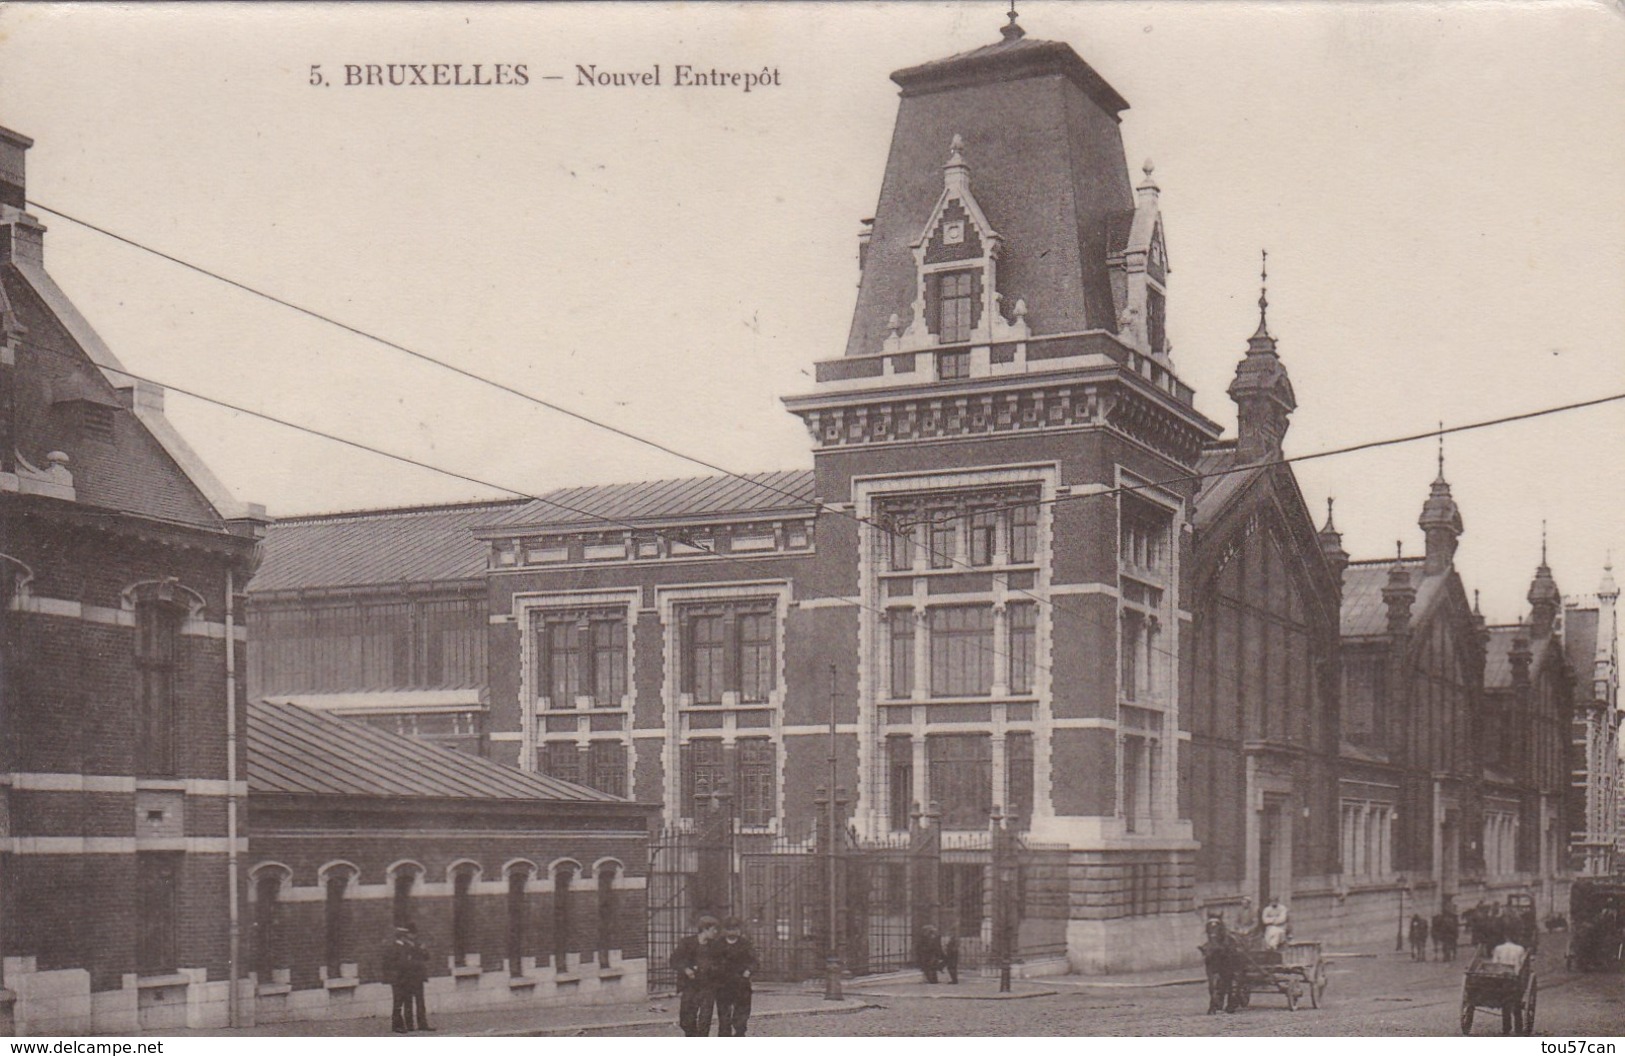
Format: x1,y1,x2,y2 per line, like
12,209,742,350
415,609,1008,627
942,932,960,984
672,915,721,1036
382,923,417,1033
915,923,945,984
1409,914,1430,961
404,922,433,1032
1436,903,1459,962
713,916,759,1037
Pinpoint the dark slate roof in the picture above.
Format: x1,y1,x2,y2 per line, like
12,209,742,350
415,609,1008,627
1563,605,1600,691
1191,444,1267,531
249,499,527,593
845,30,1135,357
1341,557,1449,638
248,700,624,803
487,469,816,533
1484,625,1519,688
890,34,1130,114
4,266,225,530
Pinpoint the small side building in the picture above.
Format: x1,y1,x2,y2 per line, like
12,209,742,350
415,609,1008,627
243,701,654,1027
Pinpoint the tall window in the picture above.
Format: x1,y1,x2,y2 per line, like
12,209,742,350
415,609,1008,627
506,869,528,977
888,520,916,571
136,852,180,975
936,271,974,344
887,736,914,833
930,606,994,697
452,866,476,967
1121,611,1143,702
680,739,728,818
1006,733,1034,829
679,601,777,704
928,509,956,569
968,507,998,566
536,610,626,708
596,864,619,969
552,864,575,972
135,603,181,775
1146,287,1166,354
587,741,627,798
253,872,283,979
542,742,582,785
736,739,776,827
1120,503,1168,576
889,612,915,699
928,734,992,830
324,869,352,976
1008,603,1037,695
392,868,417,928
1009,502,1038,565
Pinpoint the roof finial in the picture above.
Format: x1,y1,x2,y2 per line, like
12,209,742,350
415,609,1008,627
1473,588,1482,615
1395,540,1404,563
1249,249,1273,345
1001,3,1026,41
1540,520,1548,566
1324,496,1336,530
1436,422,1445,480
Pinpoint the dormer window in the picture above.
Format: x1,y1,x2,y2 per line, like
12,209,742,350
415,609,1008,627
935,271,974,344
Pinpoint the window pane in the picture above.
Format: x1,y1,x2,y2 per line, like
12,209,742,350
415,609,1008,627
1006,733,1034,828
591,619,626,705
928,734,991,830
736,739,776,826
542,742,582,785
687,615,726,703
1010,503,1038,564
929,510,955,569
930,606,993,697
889,520,915,571
1008,603,1037,694
889,612,915,699
738,612,775,702
887,736,913,832
587,741,627,798
682,739,727,817
969,508,997,566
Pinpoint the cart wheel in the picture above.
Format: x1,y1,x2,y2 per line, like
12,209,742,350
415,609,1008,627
1521,977,1537,1035
1502,1002,1514,1035
1311,964,1327,1009
1459,998,1473,1035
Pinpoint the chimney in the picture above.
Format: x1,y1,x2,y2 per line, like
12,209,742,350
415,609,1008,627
0,126,45,267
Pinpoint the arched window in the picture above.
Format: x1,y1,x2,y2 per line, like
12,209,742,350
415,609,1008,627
135,601,183,776
391,864,420,928
451,865,477,967
506,867,530,977
596,862,620,969
323,867,355,977
553,863,576,973
252,870,286,979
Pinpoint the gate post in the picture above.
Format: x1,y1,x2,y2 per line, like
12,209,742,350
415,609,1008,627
910,801,942,956
696,781,736,920
990,807,1015,992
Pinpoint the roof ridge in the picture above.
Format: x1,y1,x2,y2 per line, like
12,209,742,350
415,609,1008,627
543,466,813,493
271,497,532,524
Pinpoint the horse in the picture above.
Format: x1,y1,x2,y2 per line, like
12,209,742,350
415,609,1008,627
1200,916,1244,1014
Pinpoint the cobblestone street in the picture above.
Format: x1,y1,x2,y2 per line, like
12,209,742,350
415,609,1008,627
596,940,1623,1037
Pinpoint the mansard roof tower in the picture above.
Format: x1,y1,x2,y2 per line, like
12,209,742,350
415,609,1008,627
785,11,1220,877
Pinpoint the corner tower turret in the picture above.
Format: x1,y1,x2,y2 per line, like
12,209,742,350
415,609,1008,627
1419,435,1463,576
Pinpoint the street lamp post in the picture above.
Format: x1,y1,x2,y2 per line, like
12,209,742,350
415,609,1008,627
822,664,844,1001
1395,874,1408,953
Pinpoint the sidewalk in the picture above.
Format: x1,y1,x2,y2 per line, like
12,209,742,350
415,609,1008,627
148,991,874,1038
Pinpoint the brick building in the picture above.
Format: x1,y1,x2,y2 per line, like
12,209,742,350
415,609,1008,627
1561,564,1619,878
0,126,266,1033
242,701,653,1025
246,501,528,754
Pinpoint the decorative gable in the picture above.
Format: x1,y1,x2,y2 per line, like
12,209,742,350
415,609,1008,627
884,135,1030,355
1108,161,1171,362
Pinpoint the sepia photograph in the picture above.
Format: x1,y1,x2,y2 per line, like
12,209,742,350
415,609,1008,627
0,0,1622,1041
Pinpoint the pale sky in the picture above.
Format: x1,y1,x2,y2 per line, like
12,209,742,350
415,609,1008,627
2,1,1622,625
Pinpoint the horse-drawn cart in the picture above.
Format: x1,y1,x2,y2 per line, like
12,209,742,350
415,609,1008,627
1232,941,1328,1012
1459,955,1535,1035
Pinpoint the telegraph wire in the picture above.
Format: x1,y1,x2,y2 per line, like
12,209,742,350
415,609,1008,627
29,203,1625,716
